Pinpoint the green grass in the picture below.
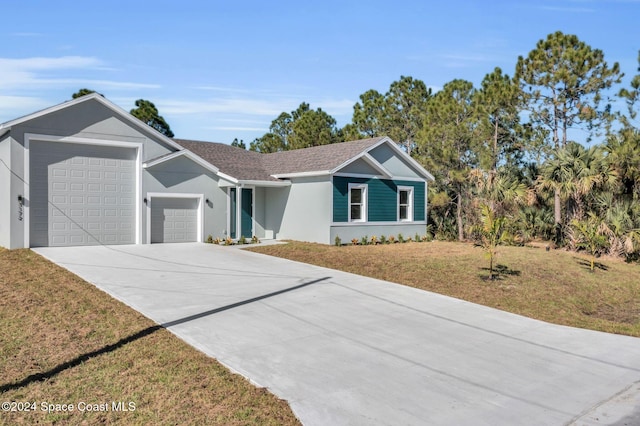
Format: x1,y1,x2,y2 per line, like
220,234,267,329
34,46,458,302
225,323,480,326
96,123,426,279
248,241,640,337
0,248,300,425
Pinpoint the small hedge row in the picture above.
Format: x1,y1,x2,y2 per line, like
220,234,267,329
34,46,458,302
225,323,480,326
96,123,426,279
205,235,260,245
335,233,431,246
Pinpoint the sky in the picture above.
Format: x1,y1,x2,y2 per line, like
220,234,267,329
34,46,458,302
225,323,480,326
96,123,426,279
1,0,638,145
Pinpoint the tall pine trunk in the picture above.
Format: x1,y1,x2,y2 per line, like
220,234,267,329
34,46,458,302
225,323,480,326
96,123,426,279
554,189,562,224
554,188,562,244
457,192,464,241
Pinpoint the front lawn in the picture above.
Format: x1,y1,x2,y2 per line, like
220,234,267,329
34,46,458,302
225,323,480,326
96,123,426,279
248,241,640,337
0,248,300,425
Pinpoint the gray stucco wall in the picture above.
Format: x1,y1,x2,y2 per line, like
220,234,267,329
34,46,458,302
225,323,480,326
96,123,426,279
144,155,226,242
0,135,11,248
330,223,428,245
264,187,288,239
274,176,332,244
253,187,266,238
9,100,175,162
369,143,422,179
338,158,379,175
5,136,29,249
0,98,203,248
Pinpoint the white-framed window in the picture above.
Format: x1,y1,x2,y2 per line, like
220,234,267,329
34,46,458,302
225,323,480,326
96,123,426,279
398,186,413,221
348,183,367,222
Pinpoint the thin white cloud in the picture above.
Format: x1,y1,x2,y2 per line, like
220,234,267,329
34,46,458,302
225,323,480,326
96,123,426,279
310,99,354,116
441,54,496,63
0,56,101,70
157,96,355,120
217,118,271,125
0,56,159,91
10,32,44,37
159,98,288,116
0,95,48,114
194,86,254,93
0,96,55,125
538,5,595,12
412,51,505,69
0,56,101,89
40,78,160,90
205,126,268,132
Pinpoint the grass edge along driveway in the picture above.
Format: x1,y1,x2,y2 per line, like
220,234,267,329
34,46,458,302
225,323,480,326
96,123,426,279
0,248,301,426
248,240,640,337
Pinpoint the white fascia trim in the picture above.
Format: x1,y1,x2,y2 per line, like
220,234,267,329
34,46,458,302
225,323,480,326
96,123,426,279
362,153,393,178
387,176,427,182
331,152,393,179
3,94,184,152
143,150,183,167
24,133,144,246
333,172,384,179
143,150,220,175
239,179,291,187
145,192,204,244
25,133,142,149
1,96,94,129
331,221,427,227
374,138,435,181
217,171,238,184
271,170,331,179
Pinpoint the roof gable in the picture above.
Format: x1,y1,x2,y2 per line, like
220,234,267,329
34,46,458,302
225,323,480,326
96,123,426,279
0,93,184,152
174,136,434,182
334,157,382,176
368,141,435,181
143,149,220,175
265,137,387,177
174,139,277,182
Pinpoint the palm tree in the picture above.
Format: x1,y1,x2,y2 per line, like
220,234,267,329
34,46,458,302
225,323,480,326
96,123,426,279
570,213,609,272
537,142,616,242
604,128,640,199
470,169,527,216
595,194,640,259
473,204,509,279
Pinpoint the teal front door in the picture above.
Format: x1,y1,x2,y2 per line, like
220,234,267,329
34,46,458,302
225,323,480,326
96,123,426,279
241,188,253,238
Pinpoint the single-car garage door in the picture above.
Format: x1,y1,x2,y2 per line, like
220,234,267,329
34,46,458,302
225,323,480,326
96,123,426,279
150,198,198,243
30,141,136,247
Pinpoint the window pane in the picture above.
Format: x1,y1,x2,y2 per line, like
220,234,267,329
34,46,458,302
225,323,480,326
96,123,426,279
399,190,408,205
351,205,361,220
351,188,362,203
399,205,408,220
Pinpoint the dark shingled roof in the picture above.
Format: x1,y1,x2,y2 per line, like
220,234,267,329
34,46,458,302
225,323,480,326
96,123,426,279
174,139,277,181
262,137,386,175
174,137,387,181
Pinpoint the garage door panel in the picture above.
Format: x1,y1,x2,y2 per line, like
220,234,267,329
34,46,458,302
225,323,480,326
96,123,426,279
150,198,198,243
29,141,136,247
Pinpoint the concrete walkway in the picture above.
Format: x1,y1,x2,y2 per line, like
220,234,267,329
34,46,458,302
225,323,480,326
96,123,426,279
34,243,640,426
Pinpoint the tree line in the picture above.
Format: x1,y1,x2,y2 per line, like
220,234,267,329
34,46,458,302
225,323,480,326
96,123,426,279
71,89,175,138
249,31,640,260
72,31,640,260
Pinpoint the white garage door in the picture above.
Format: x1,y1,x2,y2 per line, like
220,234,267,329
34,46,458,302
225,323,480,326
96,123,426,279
150,198,198,243
30,141,136,247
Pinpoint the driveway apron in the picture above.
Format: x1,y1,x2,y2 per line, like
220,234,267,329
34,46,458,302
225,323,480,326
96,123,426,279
34,243,640,426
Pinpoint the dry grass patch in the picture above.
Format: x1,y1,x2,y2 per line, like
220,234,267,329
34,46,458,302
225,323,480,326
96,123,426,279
0,248,300,425
248,241,640,337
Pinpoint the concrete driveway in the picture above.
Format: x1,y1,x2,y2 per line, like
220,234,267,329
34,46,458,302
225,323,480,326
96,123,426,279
34,243,640,426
